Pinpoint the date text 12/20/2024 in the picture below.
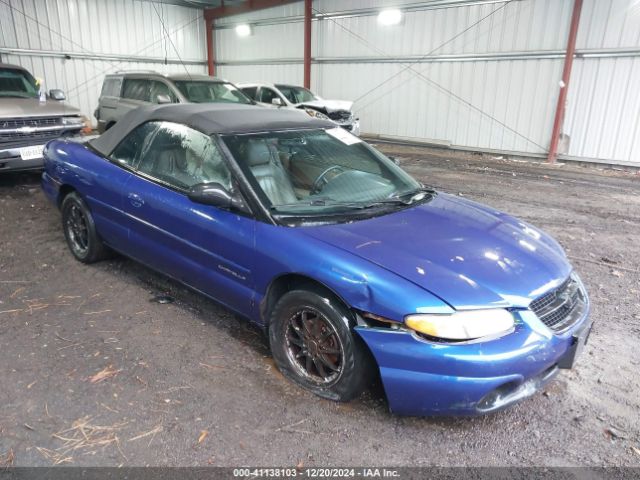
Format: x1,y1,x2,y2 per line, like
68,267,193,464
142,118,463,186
232,468,400,478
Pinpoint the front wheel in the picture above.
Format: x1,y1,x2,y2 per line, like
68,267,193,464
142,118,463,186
61,192,108,263
269,289,372,401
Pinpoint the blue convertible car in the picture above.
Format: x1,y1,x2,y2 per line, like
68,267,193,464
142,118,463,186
42,103,592,416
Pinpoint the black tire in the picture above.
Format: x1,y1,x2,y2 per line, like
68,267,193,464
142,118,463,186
269,288,372,402
61,192,108,263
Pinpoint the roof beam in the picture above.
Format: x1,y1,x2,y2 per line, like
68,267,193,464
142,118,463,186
204,0,299,21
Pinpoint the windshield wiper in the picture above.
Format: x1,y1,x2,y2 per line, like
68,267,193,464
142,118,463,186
270,199,372,210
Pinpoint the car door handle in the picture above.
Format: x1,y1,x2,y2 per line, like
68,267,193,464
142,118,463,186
127,193,144,208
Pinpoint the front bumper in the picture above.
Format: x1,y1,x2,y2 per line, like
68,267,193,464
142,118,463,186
355,307,591,416
0,132,84,173
0,146,46,172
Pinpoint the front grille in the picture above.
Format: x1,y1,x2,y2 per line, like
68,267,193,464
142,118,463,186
327,110,352,122
0,117,69,149
530,276,586,332
0,117,63,129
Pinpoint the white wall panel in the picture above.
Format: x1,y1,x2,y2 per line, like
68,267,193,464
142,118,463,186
211,0,640,165
217,63,305,85
565,56,640,163
215,22,304,61
0,0,206,124
3,0,635,162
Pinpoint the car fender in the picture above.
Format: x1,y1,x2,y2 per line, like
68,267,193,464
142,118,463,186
253,223,453,325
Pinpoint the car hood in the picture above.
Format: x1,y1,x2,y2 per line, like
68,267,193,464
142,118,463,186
301,193,571,310
296,99,353,113
0,97,80,119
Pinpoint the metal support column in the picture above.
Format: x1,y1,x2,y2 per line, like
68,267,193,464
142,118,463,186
547,0,583,163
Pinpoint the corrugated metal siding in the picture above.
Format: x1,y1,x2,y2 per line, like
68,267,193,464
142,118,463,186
217,63,305,85
214,0,640,165
0,0,206,125
564,0,640,163
215,21,303,62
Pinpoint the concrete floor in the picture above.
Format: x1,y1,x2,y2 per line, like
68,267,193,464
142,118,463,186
0,145,639,467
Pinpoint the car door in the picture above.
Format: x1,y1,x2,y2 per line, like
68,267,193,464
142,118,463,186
150,80,178,104
120,121,256,317
97,76,122,131
89,121,159,250
257,86,286,107
116,78,152,120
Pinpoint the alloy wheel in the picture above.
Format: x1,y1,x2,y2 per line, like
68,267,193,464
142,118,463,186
66,204,89,255
284,307,345,385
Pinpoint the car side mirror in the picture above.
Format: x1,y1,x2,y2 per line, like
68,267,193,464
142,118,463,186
156,94,172,104
49,89,66,101
388,156,401,166
188,182,250,213
271,97,283,106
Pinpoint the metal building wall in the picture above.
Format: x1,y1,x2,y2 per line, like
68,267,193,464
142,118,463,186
215,0,640,165
0,0,207,125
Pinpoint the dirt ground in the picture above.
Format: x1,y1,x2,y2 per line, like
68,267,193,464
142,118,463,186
0,145,639,468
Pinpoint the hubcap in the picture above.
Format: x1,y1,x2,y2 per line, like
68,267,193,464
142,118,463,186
284,308,344,385
66,204,89,255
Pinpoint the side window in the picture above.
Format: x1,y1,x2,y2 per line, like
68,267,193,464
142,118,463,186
110,122,159,167
122,79,151,102
241,87,257,100
258,87,279,104
151,81,177,103
136,122,232,190
101,78,122,97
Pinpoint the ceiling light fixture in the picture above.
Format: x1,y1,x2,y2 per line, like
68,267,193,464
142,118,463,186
235,24,252,37
377,9,403,26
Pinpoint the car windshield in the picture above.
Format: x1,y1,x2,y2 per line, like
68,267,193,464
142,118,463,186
223,128,425,216
174,81,252,104
275,85,318,104
0,68,39,98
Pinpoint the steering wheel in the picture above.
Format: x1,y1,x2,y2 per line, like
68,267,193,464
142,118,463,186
311,165,346,194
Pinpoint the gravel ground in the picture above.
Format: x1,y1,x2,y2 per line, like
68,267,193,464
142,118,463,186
0,145,639,467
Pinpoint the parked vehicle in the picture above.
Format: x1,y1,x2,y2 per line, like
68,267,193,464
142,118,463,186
42,103,592,416
0,63,88,172
94,71,253,133
239,83,360,136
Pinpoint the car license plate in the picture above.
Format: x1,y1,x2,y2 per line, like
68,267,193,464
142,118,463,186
558,321,593,369
19,145,45,161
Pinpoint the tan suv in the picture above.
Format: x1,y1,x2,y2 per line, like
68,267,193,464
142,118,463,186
94,71,254,133
0,63,87,172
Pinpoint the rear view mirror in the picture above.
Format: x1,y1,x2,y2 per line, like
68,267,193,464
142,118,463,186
156,94,172,104
49,89,66,101
271,97,283,106
188,182,249,213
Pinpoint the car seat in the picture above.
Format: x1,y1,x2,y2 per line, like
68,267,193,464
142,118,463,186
246,141,298,205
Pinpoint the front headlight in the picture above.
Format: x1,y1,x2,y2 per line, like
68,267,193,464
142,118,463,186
304,108,330,120
62,116,84,126
405,309,515,341
63,115,92,134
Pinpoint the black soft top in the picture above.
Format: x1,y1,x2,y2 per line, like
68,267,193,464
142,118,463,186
90,103,334,156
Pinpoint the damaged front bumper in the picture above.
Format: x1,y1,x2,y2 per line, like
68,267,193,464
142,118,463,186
355,308,592,416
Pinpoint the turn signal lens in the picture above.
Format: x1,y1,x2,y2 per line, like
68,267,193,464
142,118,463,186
405,309,514,341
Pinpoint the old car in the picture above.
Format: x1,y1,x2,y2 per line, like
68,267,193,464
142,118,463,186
239,82,360,136
94,71,254,133
0,63,88,172
41,103,592,416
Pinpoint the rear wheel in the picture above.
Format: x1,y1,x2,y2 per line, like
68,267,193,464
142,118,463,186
269,289,372,401
61,192,108,263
